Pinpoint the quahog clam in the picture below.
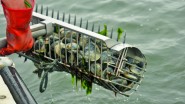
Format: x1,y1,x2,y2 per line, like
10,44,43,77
48,35,60,45
79,35,89,47
129,65,141,75
84,42,100,62
66,43,80,52
90,63,102,77
68,52,76,65
34,36,46,53
123,71,138,82
53,41,65,58
65,31,77,39
111,78,128,92
101,51,116,65
103,66,115,80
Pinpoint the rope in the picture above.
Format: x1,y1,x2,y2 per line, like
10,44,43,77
37,59,59,93
39,69,49,93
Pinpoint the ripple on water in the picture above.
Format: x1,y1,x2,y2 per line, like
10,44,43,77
1,0,184,104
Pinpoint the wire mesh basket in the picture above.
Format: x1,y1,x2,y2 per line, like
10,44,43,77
19,5,147,97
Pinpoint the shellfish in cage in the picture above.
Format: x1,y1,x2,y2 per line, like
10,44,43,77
34,36,46,53
111,78,128,92
53,41,65,58
65,43,80,52
84,42,101,62
90,63,102,77
103,66,115,80
79,35,89,47
101,51,116,65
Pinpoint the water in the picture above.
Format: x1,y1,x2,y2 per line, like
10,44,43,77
0,0,185,104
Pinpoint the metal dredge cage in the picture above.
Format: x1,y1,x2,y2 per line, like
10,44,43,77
19,5,147,97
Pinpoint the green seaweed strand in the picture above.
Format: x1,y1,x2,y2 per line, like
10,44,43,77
99,24,108,36
71,75,75,85
24,0,32,8
117,27,124,41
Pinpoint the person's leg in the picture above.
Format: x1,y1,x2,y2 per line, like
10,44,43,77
0,0,35,56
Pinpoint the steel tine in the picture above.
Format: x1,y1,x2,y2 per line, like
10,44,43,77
94,37,96,76
35,4,38,12
76,33,79,65
70,32,73,65
100,41,103,77
117,35,119,41
86,20,89,29
88,37,90,72
98,25,100,33
51,9,54,18
92,23,95,32
46,7,49,16
48,35,51,58
52,34,57,59
18,54,21,57
123,32,126,43
80,18,82,27
62,12,65,22
68,14,71,23
41,5,43,14
74,15,76,25
110,28,113,39
64,28,67,63
57,10,60,20
24,58,27,63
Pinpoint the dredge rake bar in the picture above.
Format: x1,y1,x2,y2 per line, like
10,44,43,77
18,6,147,97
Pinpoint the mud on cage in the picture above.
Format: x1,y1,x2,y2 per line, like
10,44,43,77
18,5,147,97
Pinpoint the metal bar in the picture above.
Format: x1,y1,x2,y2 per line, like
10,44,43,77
88,37,90,72
17,52,40,64
92,23,94,32
46,7,49,16
79,18,82,27
76,33,79,65
68,14,71,24
57,11,60,20
58,26,62,62
53,32,57,59
123,32,126,43
30,24,45,32
110,28,113,39
35,4,38,12
98,26,102,76
70,31,73,65
64,28,67,63
98,25,100,33
0,66,37,104
0,20,53,50
0,38,6,49
41,5,43,14
51,9,54,18
94,38,97,76
62,12,65,22
86,20,88,30
32,29,47,38
74,15,76,26
33,12,109,41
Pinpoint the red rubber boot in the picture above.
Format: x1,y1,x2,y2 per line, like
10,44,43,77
0,0,35,56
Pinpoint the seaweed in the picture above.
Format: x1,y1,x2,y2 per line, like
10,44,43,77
117,28,124,41
99,24,108,36
99,25,124,42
